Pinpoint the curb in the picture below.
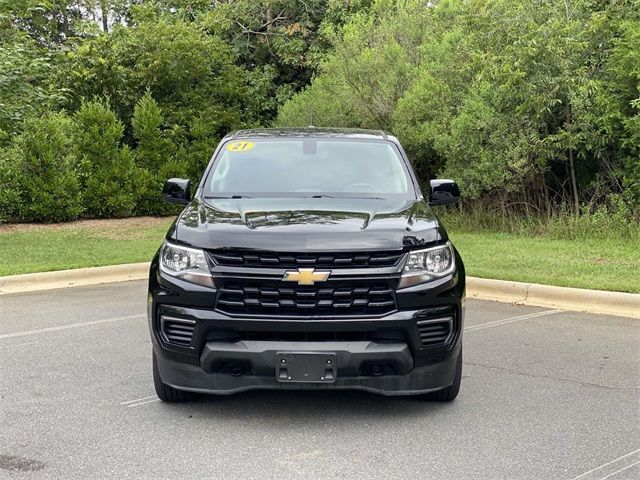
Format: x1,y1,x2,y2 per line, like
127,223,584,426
467,277,640,319
0,263,149,295
1,263,638,319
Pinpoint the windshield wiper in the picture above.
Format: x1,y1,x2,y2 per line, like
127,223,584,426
204,195,251,199
305,194,386,200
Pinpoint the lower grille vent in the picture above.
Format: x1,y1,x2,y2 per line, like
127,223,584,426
161,316,196,347
415,306,456,348
231,330,406,343
417,319,452,347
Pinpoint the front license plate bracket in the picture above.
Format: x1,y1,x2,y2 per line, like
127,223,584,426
276,352,337,383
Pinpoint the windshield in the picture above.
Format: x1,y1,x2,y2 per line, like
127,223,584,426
205,138,413,198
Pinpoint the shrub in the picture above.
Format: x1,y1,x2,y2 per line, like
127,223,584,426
0,149,22,223
73,99,135,217
134,158,189,215
4,113,82,222
131,92,183,215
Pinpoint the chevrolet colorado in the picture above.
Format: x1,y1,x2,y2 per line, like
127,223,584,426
148,128,464,401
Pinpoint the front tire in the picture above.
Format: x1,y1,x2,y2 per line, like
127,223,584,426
420,349,462,402
153,351,194,402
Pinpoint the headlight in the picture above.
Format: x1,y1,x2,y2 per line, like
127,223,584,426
160,241,213,287
398,242,455,288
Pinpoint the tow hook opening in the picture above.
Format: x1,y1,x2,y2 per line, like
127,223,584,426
360,362,398,376
213,361,252,376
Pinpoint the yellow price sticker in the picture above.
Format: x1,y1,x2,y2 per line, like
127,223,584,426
226,141,255,152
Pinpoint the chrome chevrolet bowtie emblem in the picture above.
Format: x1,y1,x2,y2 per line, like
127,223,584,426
282,268,331,285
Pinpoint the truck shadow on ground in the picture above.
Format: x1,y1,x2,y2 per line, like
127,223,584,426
153,389,458,425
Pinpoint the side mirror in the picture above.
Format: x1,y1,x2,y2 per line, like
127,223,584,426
429,179,460,206
163,178,191,205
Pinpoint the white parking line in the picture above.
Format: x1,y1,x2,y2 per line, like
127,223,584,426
0,341,39,349
598,460,640,480
127,398,161,408
120,395,157,405
0,314,145,340
569,448,640,480
465,310,562,332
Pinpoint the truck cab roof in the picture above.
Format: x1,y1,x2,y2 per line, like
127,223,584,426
225,127,396,142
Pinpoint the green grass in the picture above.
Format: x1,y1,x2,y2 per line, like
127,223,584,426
448,231,639,293
0,217,173,276
0,216,637,293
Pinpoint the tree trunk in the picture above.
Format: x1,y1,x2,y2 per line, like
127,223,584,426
101,1,109,33
266,6,273,32
564,102,579,216
61,12,70,40
568,147,579,215
542,172,551,218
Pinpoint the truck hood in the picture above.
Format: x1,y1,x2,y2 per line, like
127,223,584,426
168,197,445,252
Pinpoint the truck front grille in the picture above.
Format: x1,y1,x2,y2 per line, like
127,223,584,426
216,279,397,317
209,250,404,269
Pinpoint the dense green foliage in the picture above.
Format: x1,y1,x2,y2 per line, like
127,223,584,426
280,0,640,224
0,0,344,221
2,113,81,222
0,0,638,227
73,99,136,217
132,92,187,215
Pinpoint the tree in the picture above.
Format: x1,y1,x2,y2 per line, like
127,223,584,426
0,33,65,144
0,0,94,45
62,15,253,177
279,0,640,219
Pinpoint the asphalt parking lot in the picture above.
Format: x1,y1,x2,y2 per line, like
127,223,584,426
0,280,638,480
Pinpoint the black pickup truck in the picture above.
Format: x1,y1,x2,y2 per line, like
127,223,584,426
148,128,465,402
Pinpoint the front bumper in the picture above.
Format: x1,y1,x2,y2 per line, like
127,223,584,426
155,340,461,395
148,252,465,395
